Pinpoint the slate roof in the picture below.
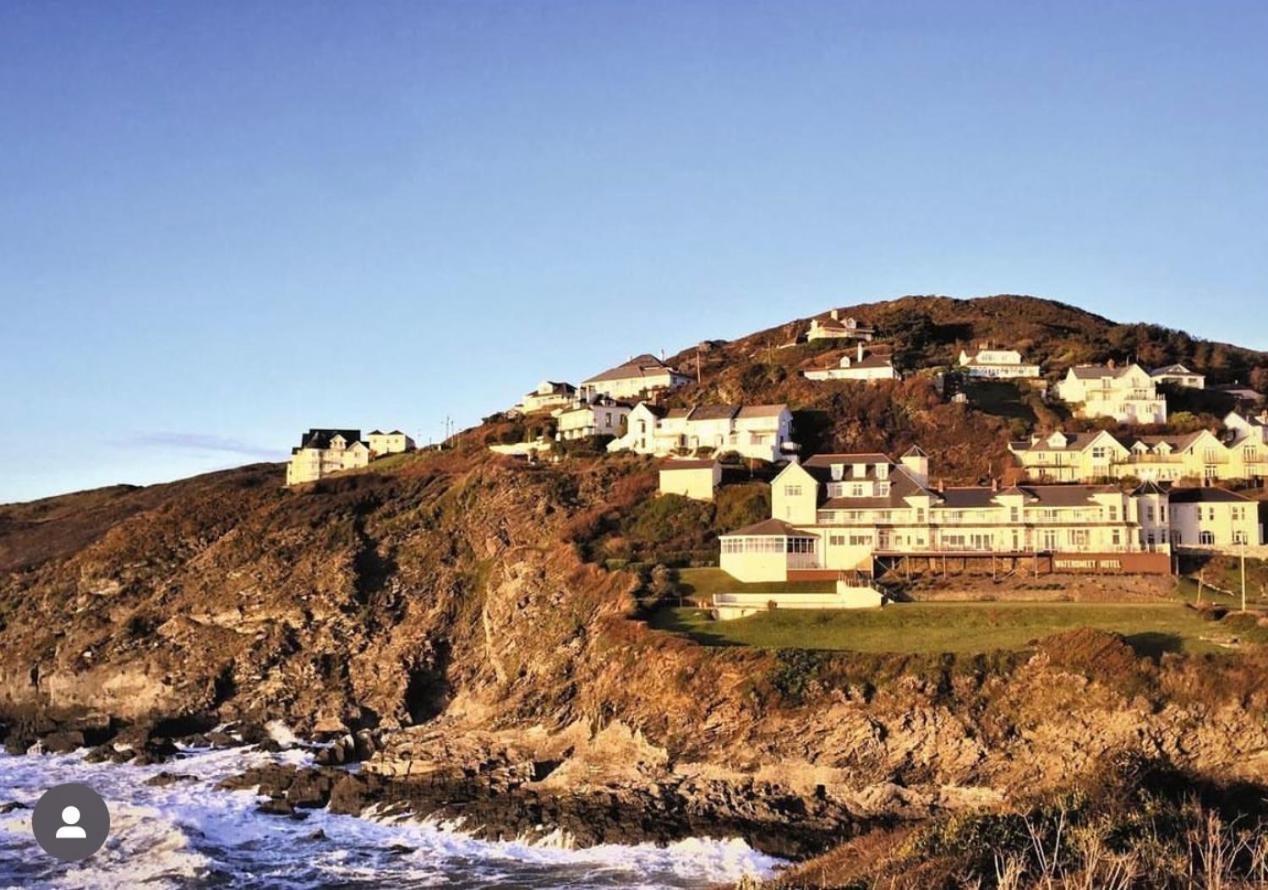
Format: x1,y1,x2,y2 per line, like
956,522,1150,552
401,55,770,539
721,518,815,537
583,354,681,384
298,428,362,449
1168,487,1253,504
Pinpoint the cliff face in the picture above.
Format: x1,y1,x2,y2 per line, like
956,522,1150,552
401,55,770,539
3,448,1268,828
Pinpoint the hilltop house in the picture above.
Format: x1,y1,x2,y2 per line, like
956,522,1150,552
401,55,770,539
658,458,722,501
719,449,1188,582
367,430,415,456
806,310,875,343
1056,362,1167,424
517,380,577,414
286,429,370,486
1168,488,1260,547
803,343,898,382
607,402,795,462
579,354,690,401
555,396,632,441
1150,364,1205,389
958,345,1041,379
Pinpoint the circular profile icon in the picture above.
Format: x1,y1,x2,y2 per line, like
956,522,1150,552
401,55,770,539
32,783,110,862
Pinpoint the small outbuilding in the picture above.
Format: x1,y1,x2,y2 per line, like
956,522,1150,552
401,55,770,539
658,459,722,501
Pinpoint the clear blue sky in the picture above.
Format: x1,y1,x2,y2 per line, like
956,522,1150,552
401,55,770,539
3,1,1266,503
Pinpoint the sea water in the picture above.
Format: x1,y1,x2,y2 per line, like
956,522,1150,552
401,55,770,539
0,746,779,888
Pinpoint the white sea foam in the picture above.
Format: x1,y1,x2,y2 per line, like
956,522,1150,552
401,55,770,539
0,746,783,888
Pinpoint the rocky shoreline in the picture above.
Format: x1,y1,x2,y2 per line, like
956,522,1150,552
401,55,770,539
0,712,868,859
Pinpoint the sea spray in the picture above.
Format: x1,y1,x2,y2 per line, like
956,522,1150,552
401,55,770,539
0,747,781,888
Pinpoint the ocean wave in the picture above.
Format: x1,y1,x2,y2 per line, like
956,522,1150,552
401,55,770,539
0,747,782,889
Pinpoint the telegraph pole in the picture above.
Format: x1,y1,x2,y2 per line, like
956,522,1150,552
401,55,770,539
1242,540,1247,612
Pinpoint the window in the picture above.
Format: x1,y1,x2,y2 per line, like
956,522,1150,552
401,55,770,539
1108,505,1118,521
1010,506,1020,522
1200,531,1215,546
1234,531,1248,544
828,534,846,546
850,484,865,497
784,485,802,497
1092,446,1107,460
1112,530,1121,546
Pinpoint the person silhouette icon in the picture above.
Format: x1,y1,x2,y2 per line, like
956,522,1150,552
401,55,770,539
55,805,87,840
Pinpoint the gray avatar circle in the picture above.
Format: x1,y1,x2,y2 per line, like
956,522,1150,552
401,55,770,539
32,783,110,862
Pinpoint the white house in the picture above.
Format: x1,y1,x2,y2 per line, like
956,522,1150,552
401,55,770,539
806,309,875,342
286,429,371,486
1056,362,1167,425
367,430,416,456
1226,410,1268,445
658,459,722,501
958,345,1041,379
1168,488,1261,548
1150,364,1205,390
555,397,632,441
579,354,690,401
607,402,795,462
518,380,577,414
804,343,898,382
720,449,1175,583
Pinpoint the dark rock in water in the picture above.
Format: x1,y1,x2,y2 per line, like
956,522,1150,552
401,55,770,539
386,843,416,856
0,801,30,813
40,731,85,754
256,738,282,754
353,729,377,761
145,772,199,787
133,736,180,766
304,829,327,842
257,797,296,817
206,731,239,749
84,745,114,763
286,770,336,809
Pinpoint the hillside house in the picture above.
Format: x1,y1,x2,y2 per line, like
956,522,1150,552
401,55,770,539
958,345,1041,379
1226,410,1268,445
1008,430,1130,482
1150,364,1205,389
1056,362,1167,424
606,403,795,462
555,397,631,441
1210,383,1266,408
367,430,415,456
1168,488,1261,547
658,459,722,501
803,343,898,382
579,354,690,401
1009,428,1263,483
806,310,875,342
286,429,370,486
720,449,1177,582
518,380,577,414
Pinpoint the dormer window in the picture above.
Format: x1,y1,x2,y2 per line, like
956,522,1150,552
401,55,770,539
877,463,889,480
852,463,866,478
830,463,844,481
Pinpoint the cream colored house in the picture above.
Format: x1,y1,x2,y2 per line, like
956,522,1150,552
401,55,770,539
607,402,795,462
555,397,631,441
286,429,370,486
658,459,722,501
805,309,875,342
1168,488,1260,548
721,450,1172,583
367,430,415,456
1226,412,1268,481
579,354,690,401
1056,363,1167,424
958,345,1041,379
1150,364,1205,389
518,380,577,414
1008,430,1130,482
803,344,898,382
1009,428,1256,484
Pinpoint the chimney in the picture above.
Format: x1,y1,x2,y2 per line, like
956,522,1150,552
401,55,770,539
992,477,999,493
1107,358,1116,369
937,479,945,493
857,341,864,363
830,308,839,321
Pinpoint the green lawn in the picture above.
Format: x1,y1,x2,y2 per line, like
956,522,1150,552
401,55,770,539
649,601,1262,657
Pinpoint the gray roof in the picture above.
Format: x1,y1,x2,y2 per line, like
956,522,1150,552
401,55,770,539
1169,487,1253,504
583,354,681,384
299,428,362,449
721,518,815,538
